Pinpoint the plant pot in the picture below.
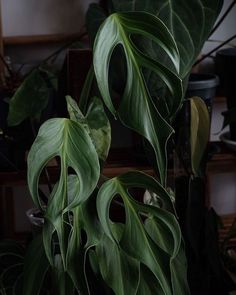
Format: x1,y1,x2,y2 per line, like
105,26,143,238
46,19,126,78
186,73,219,116
216,48,236,140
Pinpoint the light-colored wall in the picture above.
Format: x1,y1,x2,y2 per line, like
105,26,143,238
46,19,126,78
1,0,97,36
202,0,236,54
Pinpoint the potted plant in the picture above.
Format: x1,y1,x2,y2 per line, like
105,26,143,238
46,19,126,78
1,0,223,294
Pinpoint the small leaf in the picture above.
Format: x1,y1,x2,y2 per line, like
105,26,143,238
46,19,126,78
66,96,111,162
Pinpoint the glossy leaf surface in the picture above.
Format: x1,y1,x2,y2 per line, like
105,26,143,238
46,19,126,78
97,171,189,294
112,0,223,78
27,118,100,269
94,12,183,184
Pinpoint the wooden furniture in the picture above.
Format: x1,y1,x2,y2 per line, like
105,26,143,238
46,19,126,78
0,142,236,241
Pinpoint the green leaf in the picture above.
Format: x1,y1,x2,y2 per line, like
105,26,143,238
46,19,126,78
23,235,50,295
97,171,189,295
112,0,223,78
190,97,210,176
94,12,183,185
110,1,223,121
96,226,140,295
66,95,111,162
27,118,100,269
8,68,57,126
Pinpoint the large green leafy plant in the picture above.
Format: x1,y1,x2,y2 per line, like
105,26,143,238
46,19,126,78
0,1,223,294
23,12,189,295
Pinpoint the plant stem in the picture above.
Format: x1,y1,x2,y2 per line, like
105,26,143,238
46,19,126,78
194,34,236,66
209,0,236,37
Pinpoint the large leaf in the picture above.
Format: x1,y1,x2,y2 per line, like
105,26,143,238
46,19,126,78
66,95,111,162
112,0,223,78
8,68,57,126
190,97,210,176
94,12,183,185
96,171,189,295
27,118,100,269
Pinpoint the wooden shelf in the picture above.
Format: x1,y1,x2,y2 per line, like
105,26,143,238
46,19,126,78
3,32,87,45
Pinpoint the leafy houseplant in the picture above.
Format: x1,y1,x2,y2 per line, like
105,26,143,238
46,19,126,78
1,1,223,295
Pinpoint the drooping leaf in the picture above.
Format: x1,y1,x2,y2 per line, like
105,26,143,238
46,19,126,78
190,97,210,176
96,171,189,295
8,68,57,126
27,118,100,269
94,12,183,185
66,95,111,162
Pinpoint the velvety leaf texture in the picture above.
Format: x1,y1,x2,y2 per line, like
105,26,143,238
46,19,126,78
112,0,223,78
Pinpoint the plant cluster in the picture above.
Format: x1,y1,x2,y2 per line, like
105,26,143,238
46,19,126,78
0,0,224,294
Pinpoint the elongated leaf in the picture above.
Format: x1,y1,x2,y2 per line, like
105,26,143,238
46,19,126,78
94,12,183,185
8,68,57,126
23,235,50,295
112,0,223,78
66,95,111,162
27,118,100,269
97,171,189,295
190,97,210,176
